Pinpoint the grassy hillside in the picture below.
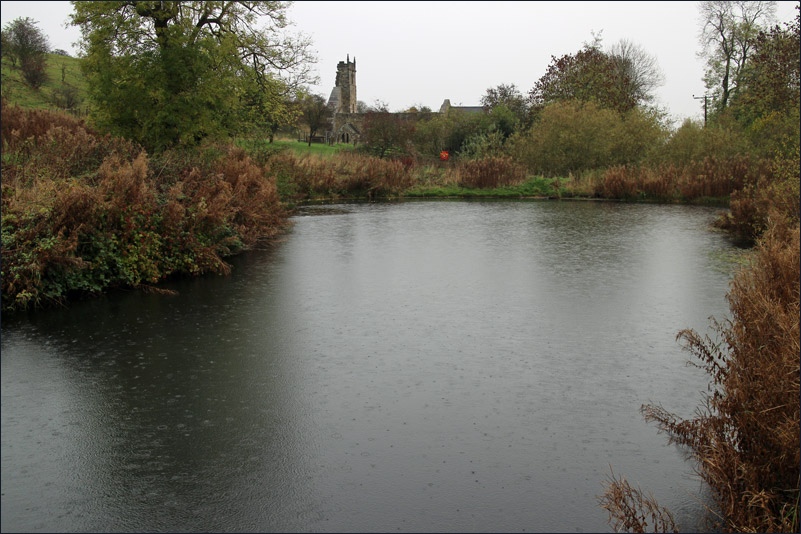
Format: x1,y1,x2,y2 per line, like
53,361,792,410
1,55,352,159
1,52,89,113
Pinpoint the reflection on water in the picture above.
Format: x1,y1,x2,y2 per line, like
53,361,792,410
2,200,734,532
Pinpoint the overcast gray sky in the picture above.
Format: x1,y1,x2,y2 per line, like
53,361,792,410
2,1,798,125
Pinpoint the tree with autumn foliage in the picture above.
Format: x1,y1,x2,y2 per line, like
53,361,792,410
528,36,663,116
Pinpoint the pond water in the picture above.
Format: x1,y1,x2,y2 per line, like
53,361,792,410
1,200,739,532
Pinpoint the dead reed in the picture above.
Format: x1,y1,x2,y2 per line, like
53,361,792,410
597,165,641,199
715,154,800,245
261,151,416,200
456,156,527,189
594,156,775,204
599,468,678,533
602,216,799,532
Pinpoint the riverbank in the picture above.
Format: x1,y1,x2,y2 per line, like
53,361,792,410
262,148,744,206
3,102,797,314
1,101,289,313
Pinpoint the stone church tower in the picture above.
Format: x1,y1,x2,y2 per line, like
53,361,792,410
327,55,357,114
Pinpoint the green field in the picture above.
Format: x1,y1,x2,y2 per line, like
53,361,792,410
236,137,357,157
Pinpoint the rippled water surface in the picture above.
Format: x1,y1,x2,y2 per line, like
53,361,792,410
2,201,737,532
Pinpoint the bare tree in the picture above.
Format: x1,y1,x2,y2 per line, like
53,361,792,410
607,39,665,107
369,99,390,113
698,1,777,111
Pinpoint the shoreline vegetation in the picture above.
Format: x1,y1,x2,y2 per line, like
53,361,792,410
1,99,798,534
600,216,799,533
6,99,797,316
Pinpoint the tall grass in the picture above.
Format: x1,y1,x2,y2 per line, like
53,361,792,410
593,156,773,203
261,150,416,201
261,151,537,201
600,217,800,532
455,156,527,189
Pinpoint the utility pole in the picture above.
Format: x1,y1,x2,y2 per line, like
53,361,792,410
693,94,708,127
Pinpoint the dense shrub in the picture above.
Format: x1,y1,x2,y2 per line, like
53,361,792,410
458,130,507,160
49,84,83,111
648,118,752,167
510,100,665,176
715,152,801,245
1,101,289,312
743,108,801,160
412,110,493,158
360,111,416,158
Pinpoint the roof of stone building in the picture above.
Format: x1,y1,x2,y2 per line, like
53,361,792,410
439,99,485,114
327,87,341,109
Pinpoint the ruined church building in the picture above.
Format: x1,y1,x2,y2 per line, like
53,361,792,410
326,55,361,144
325,55,481,145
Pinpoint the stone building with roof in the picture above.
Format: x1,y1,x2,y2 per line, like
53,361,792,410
438,99,484,115
323,56,484,145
